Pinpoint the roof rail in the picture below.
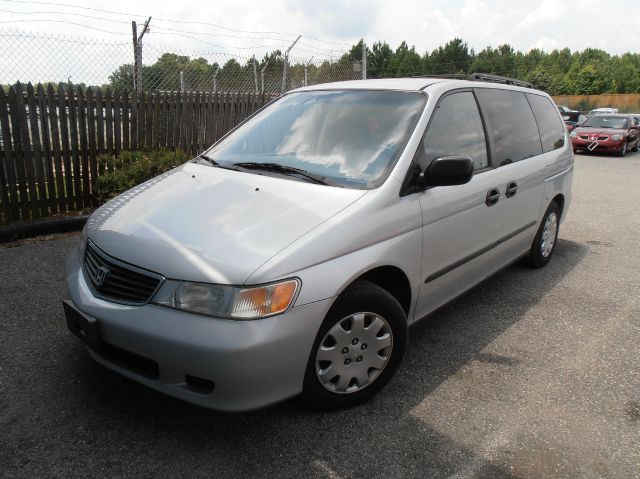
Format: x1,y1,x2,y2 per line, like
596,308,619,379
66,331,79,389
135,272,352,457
410,74,468,80
468,73,534,89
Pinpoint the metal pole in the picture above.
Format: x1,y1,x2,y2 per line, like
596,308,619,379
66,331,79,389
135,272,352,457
304,56,314,87
261,59,270,95
133,16,151,92
213,66,219,94
252,56,259,94
180,71,185,92
131,21,138,92
362,39,367,80
281,35,301,94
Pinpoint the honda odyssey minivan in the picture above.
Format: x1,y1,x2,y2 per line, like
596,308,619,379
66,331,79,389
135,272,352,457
64,75,573,411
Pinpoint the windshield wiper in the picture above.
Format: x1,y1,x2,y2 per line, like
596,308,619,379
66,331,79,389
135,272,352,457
195,154,245,172
196,153,220,166
233,162,331,185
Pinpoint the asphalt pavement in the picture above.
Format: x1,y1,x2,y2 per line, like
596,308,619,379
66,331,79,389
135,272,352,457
1,152,639,478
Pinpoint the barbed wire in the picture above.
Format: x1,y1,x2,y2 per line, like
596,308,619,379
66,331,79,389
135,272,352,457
0,0,353,47
0,28,362,94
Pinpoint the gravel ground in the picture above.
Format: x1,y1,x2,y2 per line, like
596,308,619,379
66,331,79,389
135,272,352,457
1,152,639,478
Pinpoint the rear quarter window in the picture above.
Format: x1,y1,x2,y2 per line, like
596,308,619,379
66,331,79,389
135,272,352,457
526,93,565,152
475,88,542,165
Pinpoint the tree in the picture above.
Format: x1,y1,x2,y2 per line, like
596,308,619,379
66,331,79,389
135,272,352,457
368,41,393,78
387,41,422,77
428,38,471,74
569,64,612,95
527,69,552,92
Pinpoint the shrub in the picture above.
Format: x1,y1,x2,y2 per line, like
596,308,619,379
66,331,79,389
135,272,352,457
96,149,191,203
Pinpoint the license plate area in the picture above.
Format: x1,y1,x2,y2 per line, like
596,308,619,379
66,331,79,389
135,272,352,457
63,300,102,351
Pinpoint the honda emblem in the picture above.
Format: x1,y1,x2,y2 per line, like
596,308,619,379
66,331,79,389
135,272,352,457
94,266,110,286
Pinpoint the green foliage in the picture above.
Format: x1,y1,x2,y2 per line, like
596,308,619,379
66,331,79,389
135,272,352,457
527,69,553,92
96,149,190,202
106,38,640,96
568,64,614,95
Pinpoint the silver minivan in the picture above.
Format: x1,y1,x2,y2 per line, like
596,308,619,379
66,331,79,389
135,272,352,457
64,76,573,411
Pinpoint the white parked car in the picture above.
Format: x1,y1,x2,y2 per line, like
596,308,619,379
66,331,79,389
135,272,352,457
589,107,618,116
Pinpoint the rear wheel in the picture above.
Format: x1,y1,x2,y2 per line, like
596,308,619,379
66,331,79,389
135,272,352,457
301,280,407,409
526,201,560,268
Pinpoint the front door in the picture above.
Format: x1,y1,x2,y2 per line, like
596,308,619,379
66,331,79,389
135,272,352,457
412,90,509,320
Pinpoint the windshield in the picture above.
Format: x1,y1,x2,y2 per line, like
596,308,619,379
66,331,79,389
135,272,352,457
205,90,426,189
581,115,628,129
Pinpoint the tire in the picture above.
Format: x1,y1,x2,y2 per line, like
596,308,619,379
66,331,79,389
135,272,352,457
634,141,640,152
618,142,628,157
301,280,408,409
526,201,561,268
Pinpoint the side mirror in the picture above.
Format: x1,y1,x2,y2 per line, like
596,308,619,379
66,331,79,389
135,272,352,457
421,156,474,187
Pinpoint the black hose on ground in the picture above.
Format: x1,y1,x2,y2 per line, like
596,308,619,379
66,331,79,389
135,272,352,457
0,215,89,243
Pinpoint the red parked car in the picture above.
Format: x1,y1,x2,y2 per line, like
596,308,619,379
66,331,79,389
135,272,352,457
570,114,640,156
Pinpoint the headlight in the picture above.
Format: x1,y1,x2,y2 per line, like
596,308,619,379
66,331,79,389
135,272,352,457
152,278,300,319
611,134,624,141
569,131,577,138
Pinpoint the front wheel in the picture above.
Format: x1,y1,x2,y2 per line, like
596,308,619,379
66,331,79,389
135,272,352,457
301,280,407,409
618,142,628,157
526,201,560,268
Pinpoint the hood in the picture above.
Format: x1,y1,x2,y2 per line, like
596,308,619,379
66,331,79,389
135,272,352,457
86,162,367,285
574,126,627,136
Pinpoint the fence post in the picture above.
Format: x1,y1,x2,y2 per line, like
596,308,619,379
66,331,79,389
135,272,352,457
304,57,314,87
132,17,151,93
261,60,269,94
362,39,367,80
180,71,185,92
131,21,138,92
252,56,259,94
281,35,301,93
213,66,219,94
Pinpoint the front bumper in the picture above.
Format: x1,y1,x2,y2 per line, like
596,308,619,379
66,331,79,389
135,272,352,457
571,137,624,152
64,248,333,412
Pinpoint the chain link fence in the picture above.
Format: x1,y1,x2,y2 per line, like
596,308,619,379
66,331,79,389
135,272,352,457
1,29,364,95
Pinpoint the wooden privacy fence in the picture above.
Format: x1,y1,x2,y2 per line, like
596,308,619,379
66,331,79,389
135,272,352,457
0,83,272,224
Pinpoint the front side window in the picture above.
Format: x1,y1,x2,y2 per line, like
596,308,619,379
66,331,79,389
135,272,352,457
205,90,426,189
475,88,542,165
526,93,565,152
418,91,489,171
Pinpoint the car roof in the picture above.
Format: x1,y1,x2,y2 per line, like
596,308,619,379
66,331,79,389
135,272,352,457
291,77,544,94
292,78,447,92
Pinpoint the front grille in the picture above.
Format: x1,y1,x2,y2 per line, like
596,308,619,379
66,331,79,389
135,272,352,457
597,136,608,141
579,135,589,140
83,241,163,304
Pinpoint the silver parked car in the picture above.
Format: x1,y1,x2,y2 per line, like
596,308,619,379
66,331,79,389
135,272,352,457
64,76,573,411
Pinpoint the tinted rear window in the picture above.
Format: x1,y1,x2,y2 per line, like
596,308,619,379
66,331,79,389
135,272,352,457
475,88,542,165
526,94,565,152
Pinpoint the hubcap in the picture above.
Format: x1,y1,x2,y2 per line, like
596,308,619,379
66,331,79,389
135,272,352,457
541,212,558,257
315,312,393,394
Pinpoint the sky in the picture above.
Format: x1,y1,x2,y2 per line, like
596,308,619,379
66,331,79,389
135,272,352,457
1,0,639,83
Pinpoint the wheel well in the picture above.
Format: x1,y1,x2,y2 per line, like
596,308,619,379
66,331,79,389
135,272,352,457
552,194,565,218
355,266,412,316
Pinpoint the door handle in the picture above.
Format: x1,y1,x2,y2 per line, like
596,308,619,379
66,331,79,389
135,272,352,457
485,188,500,206
505,181,518,198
